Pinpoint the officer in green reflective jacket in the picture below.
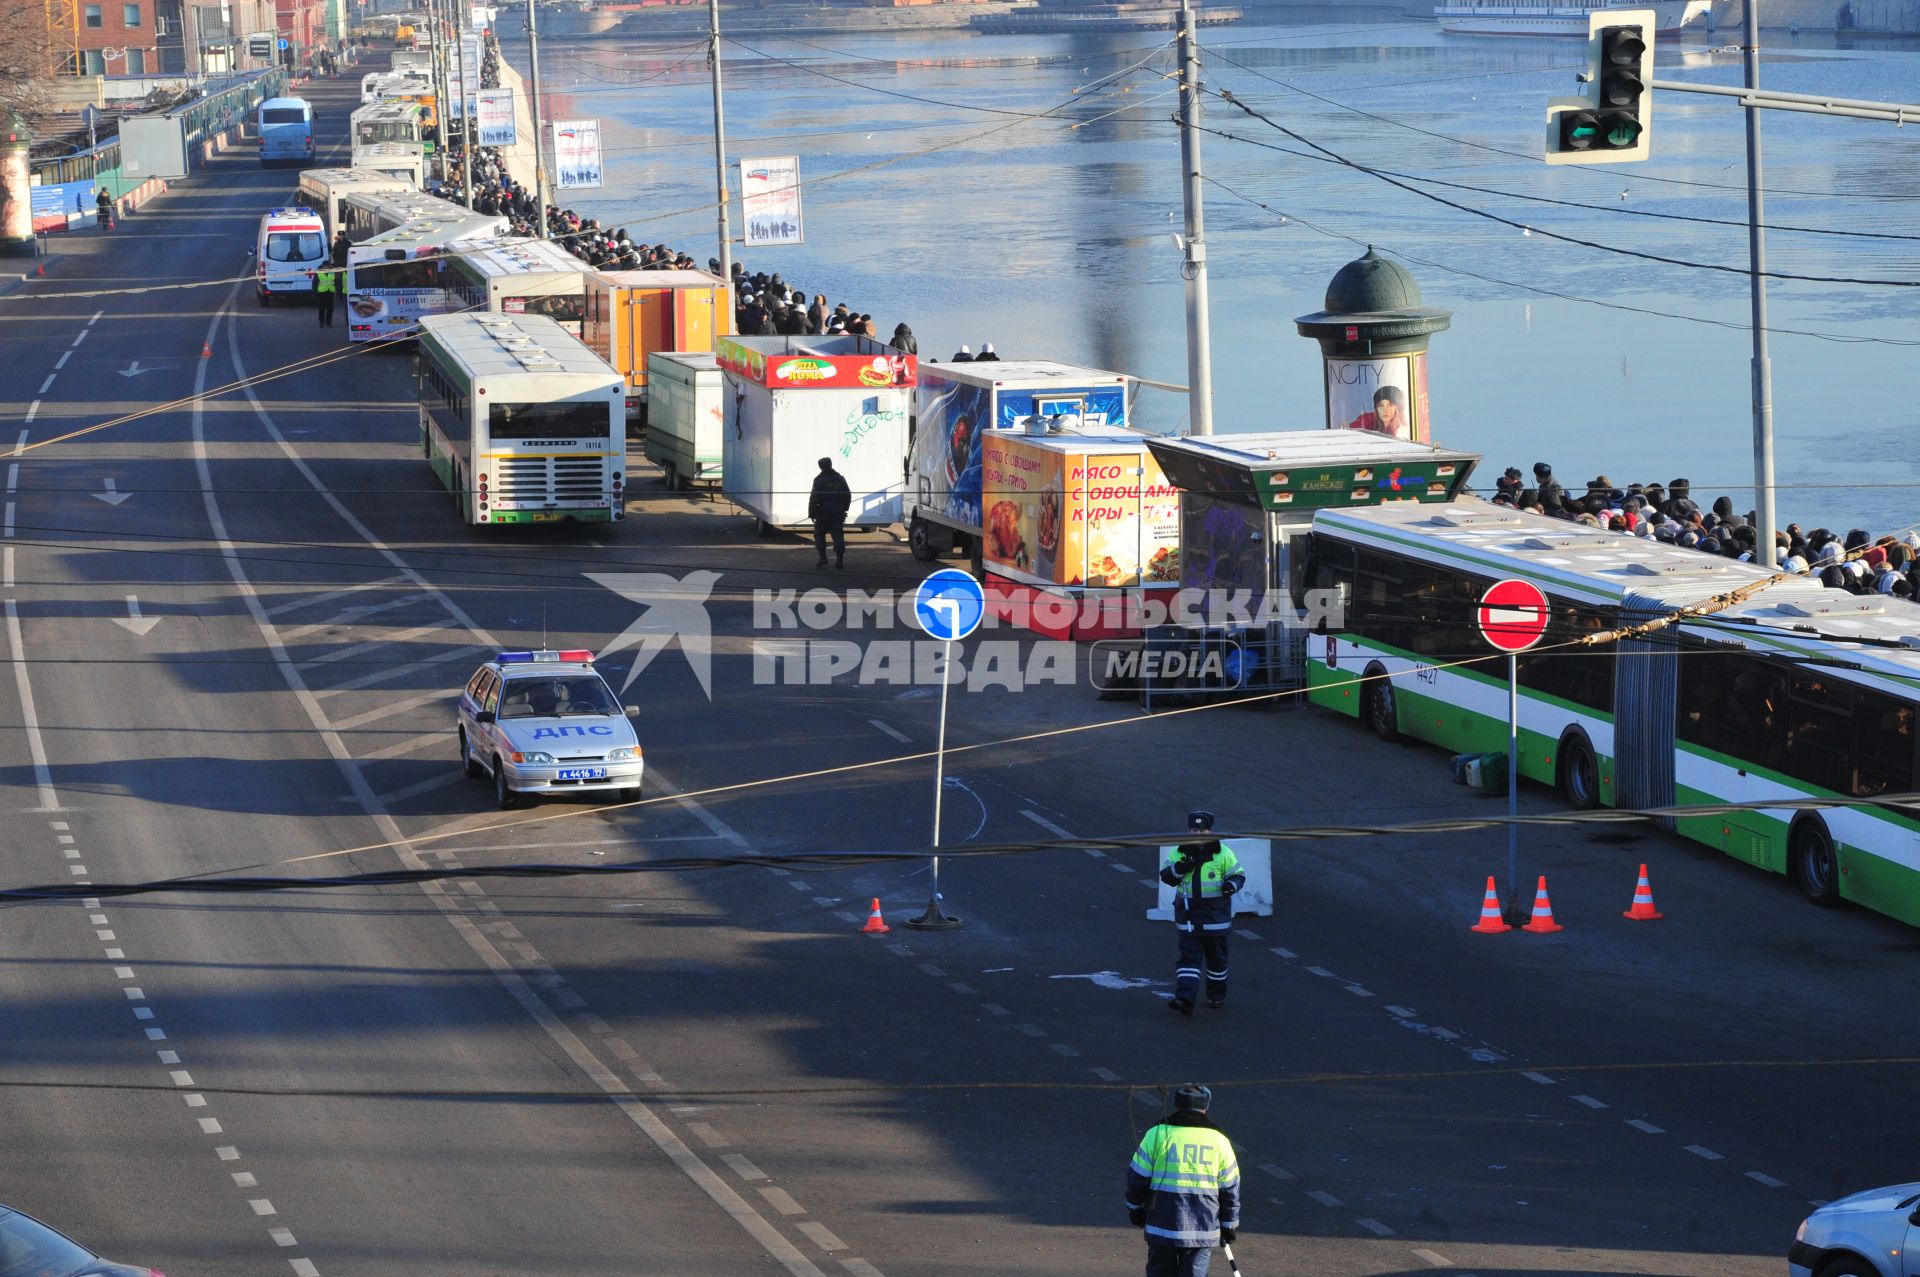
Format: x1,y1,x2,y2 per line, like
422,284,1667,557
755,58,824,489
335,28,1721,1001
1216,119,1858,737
1125,1083,1241,1276
1162,811,1245,1015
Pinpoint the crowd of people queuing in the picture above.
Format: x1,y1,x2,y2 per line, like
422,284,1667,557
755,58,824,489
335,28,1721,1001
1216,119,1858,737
416,34,928,357
1486,462,1920,601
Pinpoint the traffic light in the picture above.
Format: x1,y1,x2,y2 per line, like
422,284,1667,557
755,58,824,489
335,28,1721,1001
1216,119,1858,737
1545,10,1655,165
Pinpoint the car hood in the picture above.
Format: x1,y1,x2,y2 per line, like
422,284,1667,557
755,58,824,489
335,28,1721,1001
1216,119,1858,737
1818,1181,1920,1215
495,714,637,754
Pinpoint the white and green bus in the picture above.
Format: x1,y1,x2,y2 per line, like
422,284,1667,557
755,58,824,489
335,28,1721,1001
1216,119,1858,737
1307,499,1920,926
295,167,414,238
344,209,505,342
414,313,627,526
446,238,595,337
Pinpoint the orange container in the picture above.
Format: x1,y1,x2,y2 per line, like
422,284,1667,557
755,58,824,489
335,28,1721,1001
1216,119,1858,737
582,269,733,428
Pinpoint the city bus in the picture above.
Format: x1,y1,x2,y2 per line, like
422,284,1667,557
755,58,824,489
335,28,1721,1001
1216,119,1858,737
350,140,426,188
447,239,595,337
1306,498,1920,927
415,313,627,526
257,96,315,167
295,167,412,237
338,189,495,245
351,100,428,151
344,211,506,342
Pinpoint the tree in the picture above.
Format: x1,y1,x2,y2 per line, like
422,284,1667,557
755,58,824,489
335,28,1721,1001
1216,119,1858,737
0,0,68,236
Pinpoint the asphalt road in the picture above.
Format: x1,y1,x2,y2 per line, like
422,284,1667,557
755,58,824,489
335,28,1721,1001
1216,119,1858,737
0,67,1914,1277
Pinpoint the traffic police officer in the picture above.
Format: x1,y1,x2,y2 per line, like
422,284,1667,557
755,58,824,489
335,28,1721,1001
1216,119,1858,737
1162,811,1245,1015
1125,1083,1241,1277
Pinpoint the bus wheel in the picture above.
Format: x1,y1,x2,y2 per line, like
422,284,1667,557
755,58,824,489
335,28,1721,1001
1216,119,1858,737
1791,820,1841,906
1557,733,1600,810
1364,672,1400,742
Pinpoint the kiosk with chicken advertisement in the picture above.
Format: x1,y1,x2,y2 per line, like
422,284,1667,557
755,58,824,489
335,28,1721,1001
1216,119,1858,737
717,334,916,535
977,425,1181,640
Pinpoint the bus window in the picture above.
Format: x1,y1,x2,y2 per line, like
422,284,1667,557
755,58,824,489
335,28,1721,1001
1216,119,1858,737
1852,698,1916,799
267,231,325,263
488,400,611,439
355,259,441,290
262,107,309,125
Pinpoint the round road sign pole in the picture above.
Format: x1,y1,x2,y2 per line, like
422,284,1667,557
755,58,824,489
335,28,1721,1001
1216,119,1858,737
908,635,963,931
1476,578,1550,925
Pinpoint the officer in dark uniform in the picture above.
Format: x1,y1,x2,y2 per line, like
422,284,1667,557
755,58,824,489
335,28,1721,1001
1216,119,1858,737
1162,811,1245,1016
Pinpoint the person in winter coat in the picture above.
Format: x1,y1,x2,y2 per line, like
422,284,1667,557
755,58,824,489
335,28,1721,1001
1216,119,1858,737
808,457,852,568
891,323,917,355
1160,811,1245,1015
1125,1083,1241,1277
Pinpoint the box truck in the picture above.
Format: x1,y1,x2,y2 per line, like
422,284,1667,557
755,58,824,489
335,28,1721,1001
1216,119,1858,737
717,335,916,535
644,352,725,490
581,269,732,435
907,361,1129,563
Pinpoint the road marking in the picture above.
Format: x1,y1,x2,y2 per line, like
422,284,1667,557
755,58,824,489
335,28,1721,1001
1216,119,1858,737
867,718,910,743
797,1223,846,1252
1306,1190,1343,1208
4,500,13,538
1108,862,1132,873
357,730,449,761
982,1003,1009,1016
1626,1119,1664,1134
248,1199,276,1216
1683,1145,1723,1160
759,1187,806,1216
1015,1023,1046,1038
37,375,54,394
1236,927,1261,940
111,594,160,637
1412,1248,1453,1267
1571,1094,1608,1109
216,1146,239,1160
6,602,59,810
269,1228,296,1246
124,987,143,1000
5,465,15,493
278,591,435,640
371,771,468,805
1090,1067,1121,1082
298,622,455,667
1522,1072,1555,1085
4,546,14,589
330,688,453,730
54,350,70,370
917,963,947,977
722,1154,769,1182
946,982,975,995
1304,965,1336,978
313,644,491,695
1344,984,1374,998
263,575,411,617
687,1121,730,1149
1746,1171,1786,1188
1429,1027,1460,1040
841,1262,884,1277
1270,947,1296,959
290,1260,319,1277
197,1117,221,1133
18,411,33,432
1258,1164,1294,1182
1356,1218,1395,1237
232,1172,257,1187
1020,809,1073,838
1047,1043,1080,1057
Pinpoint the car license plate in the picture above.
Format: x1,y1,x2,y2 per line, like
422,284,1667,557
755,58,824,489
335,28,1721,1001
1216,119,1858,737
557,767,606,781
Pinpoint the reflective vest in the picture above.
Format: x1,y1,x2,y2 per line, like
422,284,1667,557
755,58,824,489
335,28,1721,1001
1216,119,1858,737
1125,1114,1241,1248
1162,841,1245,933
315,267,341,294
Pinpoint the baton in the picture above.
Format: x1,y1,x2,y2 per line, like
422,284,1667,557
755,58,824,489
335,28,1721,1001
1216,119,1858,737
1222,1240,1242,1276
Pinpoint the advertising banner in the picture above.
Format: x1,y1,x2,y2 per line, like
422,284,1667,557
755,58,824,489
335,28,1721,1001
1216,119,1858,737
740,155,803,247
715,337,914,391
475,88,516,146
553,119,604,190
982,438,1179,588
1324,350,1429,443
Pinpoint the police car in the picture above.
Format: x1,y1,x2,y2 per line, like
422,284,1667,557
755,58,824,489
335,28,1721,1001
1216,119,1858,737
1790,1181,1920,1277
457,650,643,807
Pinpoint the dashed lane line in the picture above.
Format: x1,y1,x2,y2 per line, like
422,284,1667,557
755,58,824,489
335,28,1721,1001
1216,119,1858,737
1521,1072,1556,1085
1626,1119,1665,1135
1355,1218,1396,1237
1571,1094,1608,1109
1747,1171,1787,1188
1412,1248,1453,1267
866,718,910,744
1684,1145,1724,1161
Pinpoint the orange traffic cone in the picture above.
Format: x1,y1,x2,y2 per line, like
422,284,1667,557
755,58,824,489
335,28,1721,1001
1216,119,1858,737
860,898,890,934
1622,864,1663,920
1521,876,1563,933
200,341,212,358
1470,876,1511,934
34,261,44,276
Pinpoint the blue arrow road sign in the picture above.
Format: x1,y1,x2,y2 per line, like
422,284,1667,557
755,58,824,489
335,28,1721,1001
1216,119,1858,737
913,569,985,643
277,37,288,49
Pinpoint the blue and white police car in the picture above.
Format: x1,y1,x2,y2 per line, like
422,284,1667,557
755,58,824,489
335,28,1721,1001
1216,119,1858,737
457,649,643,808
1790,1182,1920,1277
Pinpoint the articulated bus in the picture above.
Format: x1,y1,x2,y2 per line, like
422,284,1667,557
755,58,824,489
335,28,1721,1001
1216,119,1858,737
1306,498,1920,927
295,167,412,237
415,314,626,526
338,190,497,245
446,239,595,337
344,212,506,342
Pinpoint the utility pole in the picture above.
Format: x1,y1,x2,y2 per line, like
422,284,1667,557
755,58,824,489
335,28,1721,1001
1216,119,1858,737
1174,0,1214,437
707,0,732,282
431,0,452,185
1741,0,1777,568
454,4,473,210
524,0,550,239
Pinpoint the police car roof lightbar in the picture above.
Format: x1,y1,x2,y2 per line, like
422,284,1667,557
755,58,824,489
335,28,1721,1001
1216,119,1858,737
496,650,594,665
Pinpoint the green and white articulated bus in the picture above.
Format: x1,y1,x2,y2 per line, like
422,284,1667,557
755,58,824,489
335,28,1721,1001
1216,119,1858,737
1307,499,1920,926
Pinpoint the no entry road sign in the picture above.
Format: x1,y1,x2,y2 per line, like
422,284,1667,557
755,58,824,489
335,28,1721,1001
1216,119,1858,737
1477,578,1549,653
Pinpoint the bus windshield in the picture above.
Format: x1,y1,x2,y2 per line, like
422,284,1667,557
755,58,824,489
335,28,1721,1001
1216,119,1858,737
262,108,309,125
488,400,610,439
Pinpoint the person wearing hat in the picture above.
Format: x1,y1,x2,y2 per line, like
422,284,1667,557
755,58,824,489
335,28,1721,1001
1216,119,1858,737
1159,812,1245,1015
807,457,852,569
1125,1083,1242,1276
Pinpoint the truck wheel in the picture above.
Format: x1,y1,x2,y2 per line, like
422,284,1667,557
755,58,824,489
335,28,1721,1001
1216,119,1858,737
662,463,679,491
755,518,775,538
909,517,943,562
